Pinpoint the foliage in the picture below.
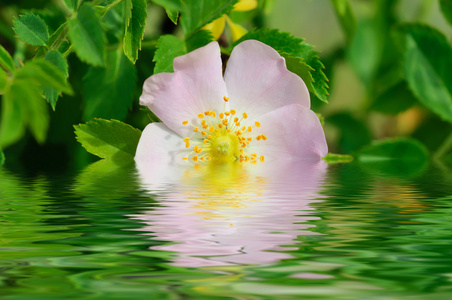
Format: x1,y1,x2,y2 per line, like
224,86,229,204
0,0,451,166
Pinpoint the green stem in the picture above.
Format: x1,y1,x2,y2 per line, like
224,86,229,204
103,0,124,12
434,130,452,159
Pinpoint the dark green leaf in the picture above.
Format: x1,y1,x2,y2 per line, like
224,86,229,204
185,30,213,52
13,13,49,46
63,0,80,12
330,0,356,43
323,153,354,164
74,118,142,161
440,0,452,26
82,49,137,121
358,137,429,178
234,28,329,102
0,150,4,166
0,44,15,72
0,80,49,148
327,113,372,153
153,35,186,73
370,81,417,115
68,2,106,66
396,24,452,123
180,0,238,35
42,50,69,110
124,0,147,63
16,60,72,95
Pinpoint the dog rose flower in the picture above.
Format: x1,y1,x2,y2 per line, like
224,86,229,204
135,40,327,166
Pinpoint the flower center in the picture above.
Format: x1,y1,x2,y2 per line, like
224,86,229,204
182,96,266,164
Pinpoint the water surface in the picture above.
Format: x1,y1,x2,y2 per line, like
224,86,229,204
1,159,452,299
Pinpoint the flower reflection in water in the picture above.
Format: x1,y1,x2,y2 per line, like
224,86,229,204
132,160,327,267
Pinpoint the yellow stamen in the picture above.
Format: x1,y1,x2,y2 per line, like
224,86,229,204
222,119,229,126
201,131,207,136
209,126,215,132
230,109,236,115
243,112,248,119
184,137,190,143
182,120,188,125
220,113,224,119
185,143,191,148
183,157,188,160
198,114,204,118
192,155,198,162
255,121,261,127
194,127,199,132
247,126,252,132
223,96,229,102
234,117,239,123
260,155,265,162
262,134,267,141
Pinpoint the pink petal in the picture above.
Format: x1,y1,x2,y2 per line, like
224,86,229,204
256,104,328,159
224,40,310,120
134,123,192,190
140,42,227,138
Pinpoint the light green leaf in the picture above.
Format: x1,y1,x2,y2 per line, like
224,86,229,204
152,0,181,23
440,0,452,26
43,50,69,110
358,137,429,178
0,44,15,72
398,24,452,123
330,0,356,43
153,35,186,73
74,118,142,162
0,79,49,148
180,0,238,35
185,29,213,52
234,29,329,103
68,2,106,66
13,13,49,46
124,0,148,63
82,48,137,121
323,153,354,164
63,0,80,12
15,60,72,95
370,81,417,115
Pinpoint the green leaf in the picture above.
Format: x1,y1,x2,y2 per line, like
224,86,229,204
370,81,417,115
323,153,354,164
152,0,181,24
124,0,148,63
63,0,80,12
180,0,238,35
359,137,428,162
43,50,69,110
0,44,15,72
0,67,7,93
153,35,186,73
440,0,452,26
13,13,49,46
74,118,142,162
234,28,329,103
0,150,4,166
397,24,452,123
185,29,213,52
15,60,72,95
330,0,356,43
0,79,49,148
68,2,106,66
82,48,137,121
358,137,429,178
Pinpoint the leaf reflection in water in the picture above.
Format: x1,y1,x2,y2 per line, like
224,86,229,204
132,160,327,267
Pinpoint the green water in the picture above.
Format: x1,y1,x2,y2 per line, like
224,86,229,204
1,160,452,299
